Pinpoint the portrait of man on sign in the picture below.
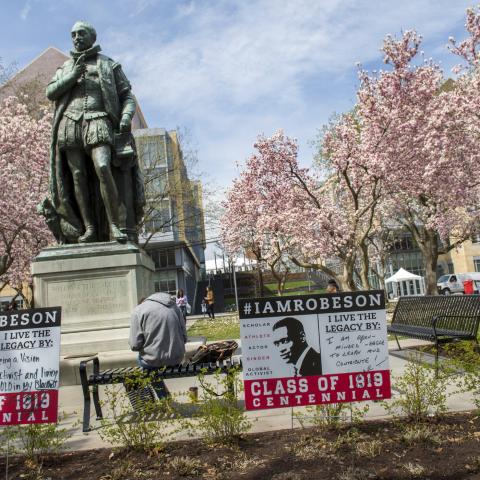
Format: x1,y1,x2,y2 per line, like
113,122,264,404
272,317,322,377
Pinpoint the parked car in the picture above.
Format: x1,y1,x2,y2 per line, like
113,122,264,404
437,273,480,295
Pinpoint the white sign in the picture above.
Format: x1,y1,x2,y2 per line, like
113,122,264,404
239,291,390,410
0,307,61,425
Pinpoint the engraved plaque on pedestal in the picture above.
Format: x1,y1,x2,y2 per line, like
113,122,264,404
32,242,154,334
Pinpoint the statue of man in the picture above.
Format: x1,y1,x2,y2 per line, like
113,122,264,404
45,21,141,243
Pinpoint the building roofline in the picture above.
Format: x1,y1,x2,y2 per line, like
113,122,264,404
7,46,68,83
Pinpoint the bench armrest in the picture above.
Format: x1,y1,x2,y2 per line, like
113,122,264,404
79,356,100,384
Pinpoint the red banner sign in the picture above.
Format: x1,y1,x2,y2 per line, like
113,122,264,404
244,370,390,409
0,391,59,425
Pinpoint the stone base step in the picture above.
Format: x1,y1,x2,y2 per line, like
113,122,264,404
60,327,133,356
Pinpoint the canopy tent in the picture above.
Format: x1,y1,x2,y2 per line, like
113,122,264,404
385,268,426,298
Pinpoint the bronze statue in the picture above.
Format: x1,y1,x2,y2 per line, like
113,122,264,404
42,21,145,243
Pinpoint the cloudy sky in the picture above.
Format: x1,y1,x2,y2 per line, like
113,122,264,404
0,0,475,252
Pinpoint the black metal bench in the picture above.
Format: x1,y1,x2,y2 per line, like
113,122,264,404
387,295,480,369
79,356,242,432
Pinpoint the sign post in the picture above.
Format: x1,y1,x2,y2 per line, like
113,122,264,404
239,291,391,410
0,307,61,426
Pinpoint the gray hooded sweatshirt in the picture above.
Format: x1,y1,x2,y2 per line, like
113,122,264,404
129,292,187,366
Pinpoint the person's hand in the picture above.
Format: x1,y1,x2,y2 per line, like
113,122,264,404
119,114,132,132
72,54,86,78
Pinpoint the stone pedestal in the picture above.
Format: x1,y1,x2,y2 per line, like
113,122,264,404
32,242,155,355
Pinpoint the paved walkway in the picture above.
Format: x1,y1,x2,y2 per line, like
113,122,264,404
52,338,477,452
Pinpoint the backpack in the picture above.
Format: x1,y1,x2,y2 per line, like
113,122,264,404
190,340,238,364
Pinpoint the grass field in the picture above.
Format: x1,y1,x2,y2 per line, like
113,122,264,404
264,279,326,296
187,313,240,341
264,280,311,290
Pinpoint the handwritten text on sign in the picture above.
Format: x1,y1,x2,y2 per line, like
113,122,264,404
239,291,391,410
0,307,61,425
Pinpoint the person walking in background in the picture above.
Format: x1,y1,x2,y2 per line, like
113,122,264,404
176,289,188,322
205,286,215,319
201,299,207,318
326,279,340,293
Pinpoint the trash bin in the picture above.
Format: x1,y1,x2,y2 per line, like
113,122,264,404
463,279,474,294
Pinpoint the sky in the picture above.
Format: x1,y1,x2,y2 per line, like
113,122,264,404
0,0,476,256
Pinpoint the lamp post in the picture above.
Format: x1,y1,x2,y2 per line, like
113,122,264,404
232,257,239,312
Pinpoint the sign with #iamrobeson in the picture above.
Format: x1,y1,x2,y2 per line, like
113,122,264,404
0,307,61,425
239,291,391,410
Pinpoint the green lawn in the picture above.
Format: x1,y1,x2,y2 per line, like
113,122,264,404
286,288,325,295
265,280,312,290
187,314,240,341
264,279,326,296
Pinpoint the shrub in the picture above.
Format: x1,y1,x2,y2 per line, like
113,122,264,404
99,370,177,453
443,341,480,410
400,424,441,446
288,434,329,460
0,415,71,479
355,438,382,458
382,353,448,421
168,456,203,477
0,416,71,463
190,366,251,444
402,462,426,478
296,402,369,431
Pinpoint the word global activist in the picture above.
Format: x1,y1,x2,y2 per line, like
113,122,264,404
39,21,145,243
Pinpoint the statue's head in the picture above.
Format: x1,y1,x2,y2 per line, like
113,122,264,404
71,21,96,52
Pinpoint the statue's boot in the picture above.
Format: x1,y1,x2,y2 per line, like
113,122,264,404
111,223,127,242
78,225,96,243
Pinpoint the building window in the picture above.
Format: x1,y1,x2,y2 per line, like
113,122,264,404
474,257,480,272
472,233,480,244
141,139,166,168
145,166,168,198
389,251,424,276
150,248,176,268
144,200,172,233
0,297,24,311
391,235,414,252
154,270,177,294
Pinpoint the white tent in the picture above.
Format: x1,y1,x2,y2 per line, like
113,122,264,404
385,268,426,298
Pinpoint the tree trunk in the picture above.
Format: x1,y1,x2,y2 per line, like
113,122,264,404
255,266,264,297
270,265,289,296
408,225,439,295
422,243,438,295
280,270,289,295
340,256,357,292
359,243,371,290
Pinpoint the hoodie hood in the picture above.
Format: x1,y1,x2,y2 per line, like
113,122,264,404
146,292,175,307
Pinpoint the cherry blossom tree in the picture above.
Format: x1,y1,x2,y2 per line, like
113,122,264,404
0,96,53,302
358,29,480,294
222,130,384,292
221,146,295,296
221,173,267,296
223,13,480,295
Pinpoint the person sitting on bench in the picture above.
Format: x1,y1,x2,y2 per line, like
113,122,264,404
129,292,187,398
